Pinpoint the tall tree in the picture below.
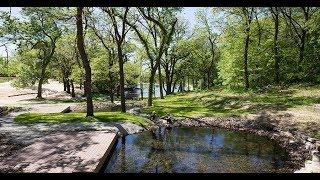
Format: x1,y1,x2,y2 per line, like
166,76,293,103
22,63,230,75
196,9,219,89
103,7,130,112
88,9,117,103
76,7,94,116
120,7,178,106
281,7,314,80
269,7,280,84
2,8,62,98
241,7,254,89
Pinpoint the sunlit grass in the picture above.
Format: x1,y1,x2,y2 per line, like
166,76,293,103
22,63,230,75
14,111,152,127
143,87,320,118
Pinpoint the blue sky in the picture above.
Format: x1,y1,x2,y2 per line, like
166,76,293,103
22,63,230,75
0,7,199,57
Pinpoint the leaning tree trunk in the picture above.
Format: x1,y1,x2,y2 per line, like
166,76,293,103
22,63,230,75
76,7,93,117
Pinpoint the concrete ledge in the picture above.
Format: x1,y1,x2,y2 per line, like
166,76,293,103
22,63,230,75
94,132,118,173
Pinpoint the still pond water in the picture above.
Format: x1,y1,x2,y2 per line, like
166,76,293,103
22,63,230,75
104,127,293,173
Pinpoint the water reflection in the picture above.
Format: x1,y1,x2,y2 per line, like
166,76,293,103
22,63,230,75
105,127,293,173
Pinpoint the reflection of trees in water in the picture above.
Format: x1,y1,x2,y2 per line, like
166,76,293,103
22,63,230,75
107,127,290,173
120,136,126,172
139,127,176,173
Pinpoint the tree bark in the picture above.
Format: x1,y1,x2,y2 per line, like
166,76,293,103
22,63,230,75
164,64,172,95
36,63,48,99
271,7,280,84
158,63,164,99
140,82,144,100
37,77,44,99
71,80,75,98
63,77,67,91
298,30,306,70
76,7,93,117
244,28,250,89
148,69,156,106
66,78,71,94
242,7,252,90
117,44,126,112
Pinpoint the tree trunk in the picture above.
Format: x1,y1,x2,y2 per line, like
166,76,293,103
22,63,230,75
37,77,44,99
117,45,126,113
140,82,144,100
187,75,190,91
298,30,306,73
110,91,114,103
63,77,67,91
192,78,195,91
273,9,280,85
244,29,250,89
36,64,47,99
148,69,156,106
165,69,172,95
76,7,93,117
66,78,71,94
158,62,164,99
172,81,177,93
71,80,75,98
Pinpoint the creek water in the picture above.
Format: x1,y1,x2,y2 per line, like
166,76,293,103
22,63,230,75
104,127,293,173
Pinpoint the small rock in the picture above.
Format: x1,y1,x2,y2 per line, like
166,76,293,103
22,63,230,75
281,131,294,139
306,142,315,151
307,138,316,143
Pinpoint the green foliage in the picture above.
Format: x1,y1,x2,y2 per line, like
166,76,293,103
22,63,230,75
217,7,320,89
12,49,50,87
0,53,21,77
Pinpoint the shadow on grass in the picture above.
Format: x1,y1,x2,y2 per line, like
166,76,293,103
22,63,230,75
144,89,320,118
14,112,151,127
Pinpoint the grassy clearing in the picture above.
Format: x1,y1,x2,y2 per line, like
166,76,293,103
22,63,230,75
14,111,152,127
143,86,320,118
